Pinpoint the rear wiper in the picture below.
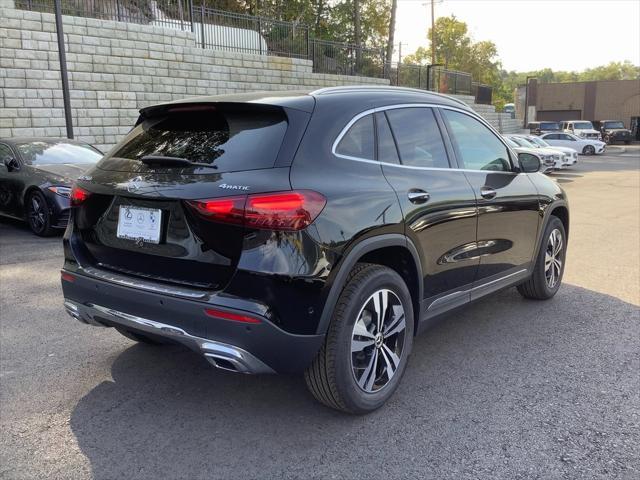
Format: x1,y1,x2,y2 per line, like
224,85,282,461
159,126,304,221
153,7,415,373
140,155,217,169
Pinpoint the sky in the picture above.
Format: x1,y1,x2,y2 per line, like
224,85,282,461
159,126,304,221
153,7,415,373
394,0,640,72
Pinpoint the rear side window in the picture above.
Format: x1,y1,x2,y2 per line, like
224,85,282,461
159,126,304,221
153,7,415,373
385,107,449,168
442,109,511,172
335,115,375,160
375,112,399,164
109,106,287,173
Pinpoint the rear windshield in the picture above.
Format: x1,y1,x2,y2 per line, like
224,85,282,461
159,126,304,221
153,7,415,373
107,106,287,173
16,142,102,166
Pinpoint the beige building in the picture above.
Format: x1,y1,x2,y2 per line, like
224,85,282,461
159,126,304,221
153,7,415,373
517,79,640,137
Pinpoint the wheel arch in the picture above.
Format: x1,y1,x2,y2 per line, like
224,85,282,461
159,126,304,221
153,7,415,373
532,201,570,260
316,234,423,336
549,204,569,238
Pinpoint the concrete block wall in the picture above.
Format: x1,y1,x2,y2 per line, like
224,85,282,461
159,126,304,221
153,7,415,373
0,6,388,150
0,4,518,150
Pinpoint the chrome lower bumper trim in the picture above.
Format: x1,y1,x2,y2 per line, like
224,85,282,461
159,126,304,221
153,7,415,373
63,300,275,374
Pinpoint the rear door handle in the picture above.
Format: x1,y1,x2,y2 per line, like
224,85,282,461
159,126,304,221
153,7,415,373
407,189,430,204
480,187,497,199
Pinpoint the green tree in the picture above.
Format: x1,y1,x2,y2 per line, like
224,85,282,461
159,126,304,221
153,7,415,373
426,16,502,83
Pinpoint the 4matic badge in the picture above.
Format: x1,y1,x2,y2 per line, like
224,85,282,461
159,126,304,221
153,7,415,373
218,183,249,191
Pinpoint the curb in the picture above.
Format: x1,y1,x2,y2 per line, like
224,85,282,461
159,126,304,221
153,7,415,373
605,146,626,154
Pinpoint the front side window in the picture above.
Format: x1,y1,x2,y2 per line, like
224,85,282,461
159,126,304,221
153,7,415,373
385,107,449,168
560,134,576,141
15,142,102,166
335,114,375,160
442,109,512,172
0,144,13,163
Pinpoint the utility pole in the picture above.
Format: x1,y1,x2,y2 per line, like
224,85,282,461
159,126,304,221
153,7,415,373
430,0,435,65
397,42,404,85
386,0,398,69
54,0,73,139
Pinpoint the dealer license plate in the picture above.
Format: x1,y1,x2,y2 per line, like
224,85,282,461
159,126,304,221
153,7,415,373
116,206,162,244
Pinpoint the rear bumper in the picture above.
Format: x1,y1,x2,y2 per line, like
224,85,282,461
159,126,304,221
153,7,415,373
64,299,275,374
61,268,324,374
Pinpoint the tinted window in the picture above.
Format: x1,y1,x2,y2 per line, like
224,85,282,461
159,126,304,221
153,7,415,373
442,109,511,171
541,122,560,131
15,142,102,166
544,134,559,140
604,121,625,129
375,112,399,164
0,144,13,162
336,114,375,160
385,107,449,168
111,107,288,172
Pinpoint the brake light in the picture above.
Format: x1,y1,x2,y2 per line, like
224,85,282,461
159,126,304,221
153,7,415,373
186,195,246,225
70,185,91,205
187,190,326,231
204,308,261,324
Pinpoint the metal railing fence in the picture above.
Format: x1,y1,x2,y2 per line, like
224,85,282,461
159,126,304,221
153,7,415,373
15,1,485,92
15,0,189,28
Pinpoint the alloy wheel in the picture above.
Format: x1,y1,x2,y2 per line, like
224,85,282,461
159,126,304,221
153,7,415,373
350,289,407,393
28,194,46,233
545,228,563,288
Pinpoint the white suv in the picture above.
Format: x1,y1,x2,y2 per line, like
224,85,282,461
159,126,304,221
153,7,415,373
561,120,601,140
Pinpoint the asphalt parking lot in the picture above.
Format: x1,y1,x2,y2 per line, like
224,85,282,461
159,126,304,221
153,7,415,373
1,150,639,480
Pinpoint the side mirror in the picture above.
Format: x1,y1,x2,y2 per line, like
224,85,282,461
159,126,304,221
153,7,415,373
3,157,19,172
518,152,540,173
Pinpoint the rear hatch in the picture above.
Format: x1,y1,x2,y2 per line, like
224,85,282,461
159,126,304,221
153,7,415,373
71,102,310,291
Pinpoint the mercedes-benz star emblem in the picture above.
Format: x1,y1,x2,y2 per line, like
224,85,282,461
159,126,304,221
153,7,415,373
126,176,143,193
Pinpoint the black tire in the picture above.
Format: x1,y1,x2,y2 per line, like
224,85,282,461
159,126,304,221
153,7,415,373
604,134,611,144
517,216,566,300
305,263,414,414
26,190,55,237
115,327,170,345
582,145,595,155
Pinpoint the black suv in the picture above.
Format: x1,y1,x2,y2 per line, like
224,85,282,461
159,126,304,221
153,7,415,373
592,120,633,145
61,87,569,413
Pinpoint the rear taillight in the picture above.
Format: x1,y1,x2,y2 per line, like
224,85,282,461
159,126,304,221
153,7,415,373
187,190,326,231
186,195,245,225
70,185,91,206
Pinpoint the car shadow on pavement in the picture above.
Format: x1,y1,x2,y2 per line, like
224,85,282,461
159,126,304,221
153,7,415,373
69,284,639,479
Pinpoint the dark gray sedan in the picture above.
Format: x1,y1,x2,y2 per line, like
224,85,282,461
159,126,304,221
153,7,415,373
0,138,102,236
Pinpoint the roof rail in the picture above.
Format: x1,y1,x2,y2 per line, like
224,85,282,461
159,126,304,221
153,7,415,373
310,85,470,108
